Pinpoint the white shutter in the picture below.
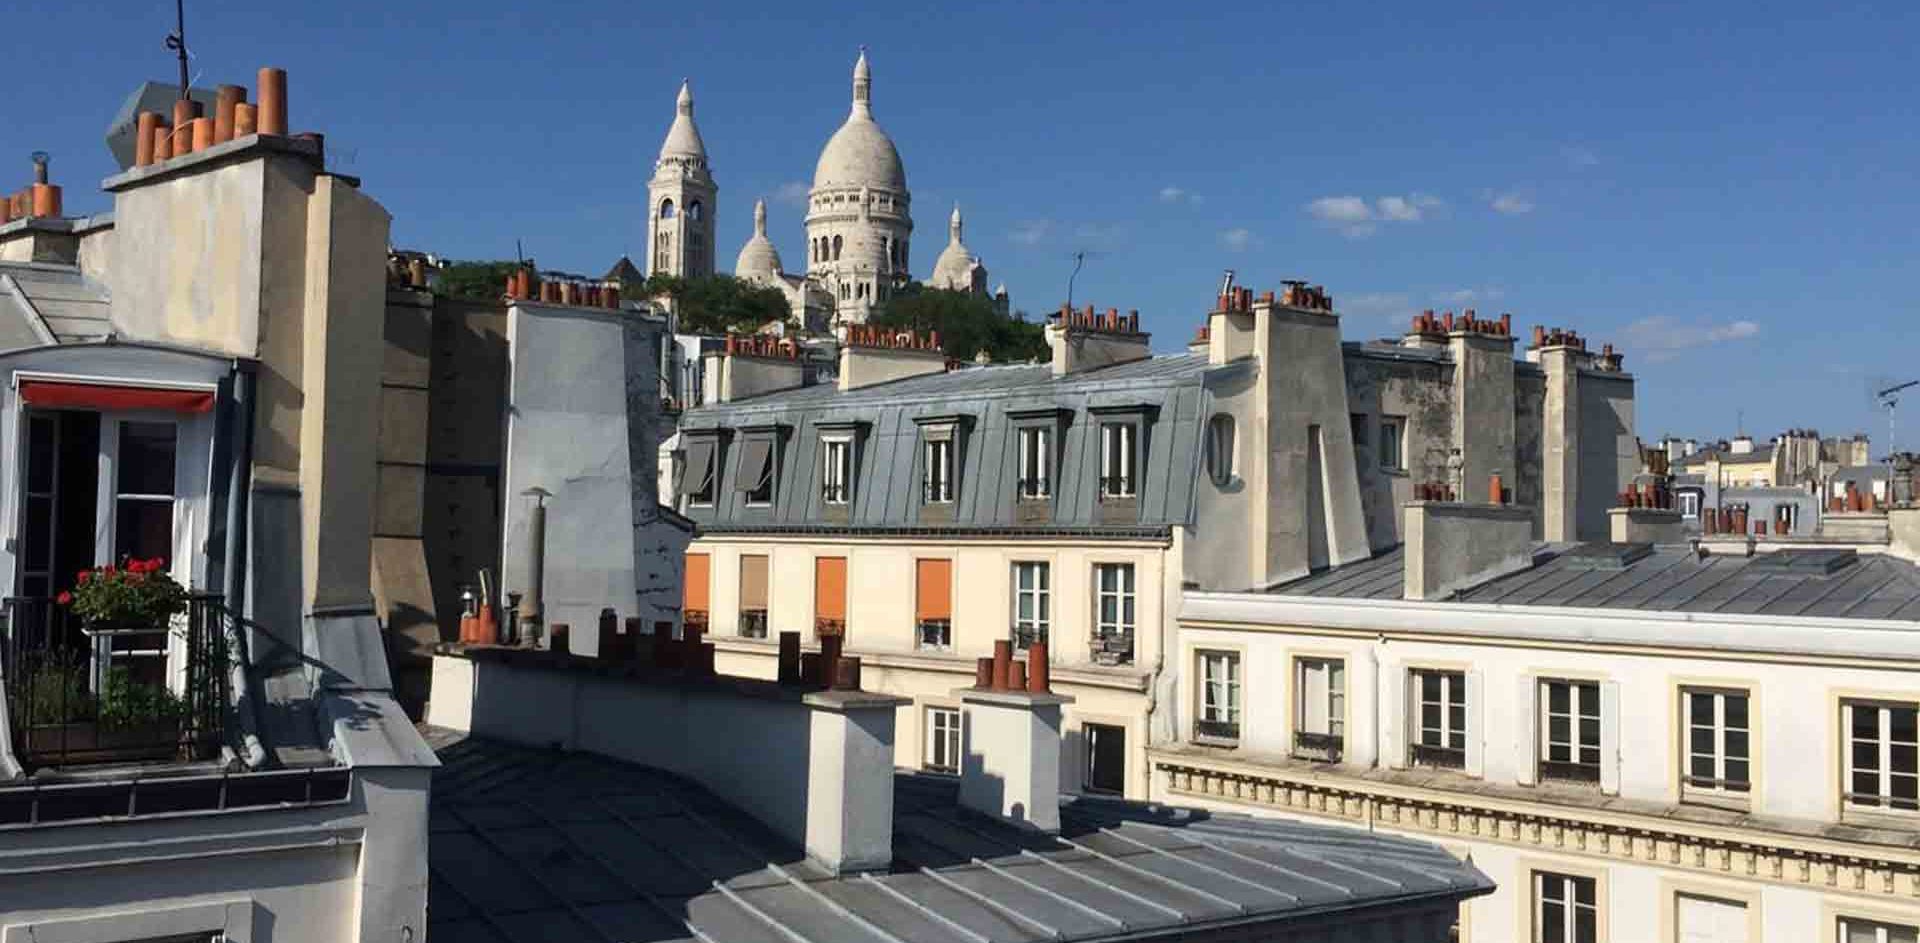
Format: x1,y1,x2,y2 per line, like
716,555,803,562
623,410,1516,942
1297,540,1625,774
1600,680,1622,795
1302,662,1328,734
1381,661,1407,769
1516,675,1537,786
1465,669,1486,777
1677,894,1749,943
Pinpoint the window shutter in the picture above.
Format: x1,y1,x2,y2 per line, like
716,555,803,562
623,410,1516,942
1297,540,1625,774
1465,669,1486,777
1600,680,1622,795
1381,661,1407,770
1515,675,1537,786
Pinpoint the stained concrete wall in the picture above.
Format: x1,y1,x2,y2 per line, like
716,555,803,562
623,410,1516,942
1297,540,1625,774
1257,305,1369,581
1578,370,1637,541
1450,334,1517,505
1513,372,1546,537
1344,353,1453,550
502,303,680,648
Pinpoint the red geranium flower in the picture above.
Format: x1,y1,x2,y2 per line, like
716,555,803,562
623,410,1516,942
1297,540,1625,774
55,591,72,605
76,570,90,584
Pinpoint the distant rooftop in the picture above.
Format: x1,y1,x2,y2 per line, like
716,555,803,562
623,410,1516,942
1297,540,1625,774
0,259,110,345
687,352,1215,412
423,726,1491,943
1273,543,1920,620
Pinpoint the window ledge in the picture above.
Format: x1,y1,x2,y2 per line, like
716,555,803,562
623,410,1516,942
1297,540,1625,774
1191,736,1241,750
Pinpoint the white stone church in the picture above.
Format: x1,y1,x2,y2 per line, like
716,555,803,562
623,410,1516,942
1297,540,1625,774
646,50,1007,330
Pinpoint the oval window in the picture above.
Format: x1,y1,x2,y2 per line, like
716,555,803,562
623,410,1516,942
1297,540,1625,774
1206,414,1235,486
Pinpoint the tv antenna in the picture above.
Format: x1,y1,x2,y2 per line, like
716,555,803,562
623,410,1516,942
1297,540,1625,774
1065,250,1107,310
164,0,190,100
1878,379,1917,463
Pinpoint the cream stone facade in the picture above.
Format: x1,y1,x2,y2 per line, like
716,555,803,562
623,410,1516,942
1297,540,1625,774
1155,515,1920,943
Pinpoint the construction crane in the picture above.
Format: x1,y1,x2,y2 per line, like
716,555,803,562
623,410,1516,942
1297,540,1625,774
1878,380,1918,480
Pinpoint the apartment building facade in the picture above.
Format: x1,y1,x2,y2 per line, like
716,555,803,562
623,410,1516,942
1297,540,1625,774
1155,507,1920,943
670,290,1638,799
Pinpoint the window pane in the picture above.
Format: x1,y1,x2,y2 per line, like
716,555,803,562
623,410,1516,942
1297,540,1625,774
26,416,54,493
1725,729,1749,760
1724,759,1749,786
1854,706,1881,740
1691,726,1715,754
1691,755,1716,780
1894,709,1918,744
117,422,177,495
1724,694,1748,728
116,499,173,562
1550,684,1569,713
1689,692,1713,723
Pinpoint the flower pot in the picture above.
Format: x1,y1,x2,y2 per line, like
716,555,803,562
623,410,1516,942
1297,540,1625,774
24,719,183,764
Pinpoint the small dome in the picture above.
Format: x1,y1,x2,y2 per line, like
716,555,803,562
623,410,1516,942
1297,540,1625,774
930,204,983,291
734,200,784,278
811,51,906,193
658,79,708,163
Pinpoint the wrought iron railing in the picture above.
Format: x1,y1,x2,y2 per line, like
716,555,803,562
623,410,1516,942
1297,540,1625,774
916,619,951,651
1016,477,1051,500
1195,718,1240,742
1293,730,1344,762
2,594,229,770
821,482,849,505
1012,623,1047,652
1090,628,1135,666
1411,742,1467,769
737,610,769,639
1539,759,1601,784
1098,475,1136,499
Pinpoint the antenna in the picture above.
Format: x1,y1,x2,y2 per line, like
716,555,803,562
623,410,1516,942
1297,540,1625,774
1878,379,1918,468
164,0,190,101
1065,250,1107,309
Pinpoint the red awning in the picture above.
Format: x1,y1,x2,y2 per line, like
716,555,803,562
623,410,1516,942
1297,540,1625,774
19,381,214,413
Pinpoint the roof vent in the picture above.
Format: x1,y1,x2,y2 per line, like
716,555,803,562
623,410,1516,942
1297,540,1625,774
1748,548,1859,576
1560,542,1654,571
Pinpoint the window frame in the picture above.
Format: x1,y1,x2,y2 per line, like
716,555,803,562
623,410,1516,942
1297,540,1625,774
821,435,853,505
1292,656,1346,761
1680,686,1752,800
1379,415,1406,472
1205,413,1236,486
1194,649,1241,743
1011,560,1050,651
1539,678,1603,785
1098,421,1138,499
1532,870,1599,943
1837,915,1920,943
1017,425,1053,500
1410,667,1468,770
736,553,769,639
1091,562,1136,666
925,706,961,774
1843,699,1920,814
682,435,722,507
1083,722,1127,795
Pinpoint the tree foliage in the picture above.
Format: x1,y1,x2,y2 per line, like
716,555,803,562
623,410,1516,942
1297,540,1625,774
871,284,1047,363
437,259,526,301
627,273,794,335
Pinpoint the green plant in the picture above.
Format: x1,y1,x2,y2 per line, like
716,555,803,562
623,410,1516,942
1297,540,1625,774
96,666,185,728
61,558,187,626
21,656,91,725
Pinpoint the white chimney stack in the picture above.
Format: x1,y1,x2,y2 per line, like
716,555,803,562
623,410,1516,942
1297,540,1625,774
956,641,1072,833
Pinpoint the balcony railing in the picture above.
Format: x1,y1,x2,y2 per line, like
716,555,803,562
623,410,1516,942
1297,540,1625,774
1410,742,1466,769
1292,730,1344,762
1016,477,1051,500
814,618,846,637
821,483,849,505
1090,628,1134,666
916,619,951,651
1098,475,1136,499
2,594,229,771
1539,759,1601,784
738,610,768,639
1012,623,1047,652
1195,718,1240,742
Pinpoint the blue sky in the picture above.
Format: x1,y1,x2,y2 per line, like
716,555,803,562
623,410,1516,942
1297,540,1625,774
9,0,1919,447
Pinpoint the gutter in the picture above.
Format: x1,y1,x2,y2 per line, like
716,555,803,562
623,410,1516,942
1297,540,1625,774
220,362,266,767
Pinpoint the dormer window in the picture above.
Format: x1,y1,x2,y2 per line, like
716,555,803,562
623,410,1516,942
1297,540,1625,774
736,436,777,507
924,437,955,503
682,437,719,507
1099,422,1137,498
1017,426,1052,499
822,436,852,505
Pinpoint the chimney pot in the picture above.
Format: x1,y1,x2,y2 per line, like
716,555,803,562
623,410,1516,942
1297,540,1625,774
257,67,289,136
550,622,571,656
135,112,160,167
991,639,1012,690
214,84,247,144
233,102,258,137
190,117,215,154
1025,641,1050,693
152,123,173,162
1009,658,1027,691
975,657,994,688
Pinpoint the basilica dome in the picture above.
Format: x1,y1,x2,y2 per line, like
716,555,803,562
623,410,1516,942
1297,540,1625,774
734,200,784,278
812,51,907,193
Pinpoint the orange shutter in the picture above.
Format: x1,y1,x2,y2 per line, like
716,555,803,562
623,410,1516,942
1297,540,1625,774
814,557,848,626
915,559,952,621
684,553,710,611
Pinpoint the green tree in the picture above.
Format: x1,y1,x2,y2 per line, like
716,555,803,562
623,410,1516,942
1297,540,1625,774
437,259,527,301
872,284,1047,363
627,273,794,335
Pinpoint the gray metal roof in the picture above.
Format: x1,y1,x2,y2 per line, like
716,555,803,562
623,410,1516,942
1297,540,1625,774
423,726,1491,943
678,355,1218,532
0,261,111,345
1273,543,1920,620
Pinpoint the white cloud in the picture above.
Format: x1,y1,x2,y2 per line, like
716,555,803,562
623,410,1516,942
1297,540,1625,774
1488,190,1536,215
1561,145,1600,169
1433,287,1506,305
1339,292,1416,321
1009,219,1053,246
771,180,810,207
1306,194,1438,238
1623,316,1762,362
1158,185,1202,204
1219,227,1254,252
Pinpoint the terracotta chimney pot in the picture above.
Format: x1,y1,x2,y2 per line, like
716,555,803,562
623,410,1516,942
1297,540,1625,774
257,67,289,135
214,84,247,144
190,117,215,154
233,103,258,137
135,112,160,166
1025,641,1050,694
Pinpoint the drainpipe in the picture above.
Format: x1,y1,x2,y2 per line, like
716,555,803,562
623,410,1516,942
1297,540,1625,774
221,363,266,767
